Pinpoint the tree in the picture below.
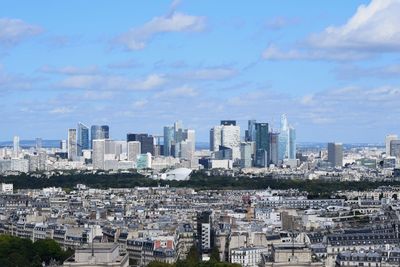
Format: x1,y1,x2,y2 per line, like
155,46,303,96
210,247,221,262
147,261,174,267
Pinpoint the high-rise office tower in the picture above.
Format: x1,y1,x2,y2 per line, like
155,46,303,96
240,142,253,168
386,134,398,156
185,129,196,152
67,129,77,161
390,140,400,159
77,122,89,156
255,123,269,167
269,132,280,165
210,123,240,161
278,114,289,161
246,120,257,142
288,127,296,160
210,126,222,152
127,133,154,155
13,136,20,158
328,142,343,167
163,126,174,156
221,124,241,161
92,139,105,169
127,141,141,162
90,125,109,148
60,140,67,152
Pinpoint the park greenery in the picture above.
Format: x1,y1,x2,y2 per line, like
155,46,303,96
0,235,73,267
0,170,399,197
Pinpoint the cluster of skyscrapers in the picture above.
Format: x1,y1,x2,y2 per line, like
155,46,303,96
209,115,297,168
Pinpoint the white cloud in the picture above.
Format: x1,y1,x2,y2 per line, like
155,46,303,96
49,107,74,114
0,65,33,90
0,18,43,46
262,44,367,61
262,0,400,61
308,0,400,52
179,67,237,80
155,85,198,98
39,65,99,75
114,12,206,50
60,73,165,91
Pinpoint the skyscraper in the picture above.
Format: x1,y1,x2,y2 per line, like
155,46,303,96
221,124,241,161
246,120,257,142
240,142,253,168
127,133,154,155
278,115,289,161
255,123,269,167
390,140,400,159
163,126,174,156
269,132,279,165
13,136,20,158
77,122,89,156
386,134,398,156
328,142,343,167
210,123,240,161
90,125,109,148
210,126,222,152
127,141,141,162
288,127,296,160
92,139,105,169
67,129,77,161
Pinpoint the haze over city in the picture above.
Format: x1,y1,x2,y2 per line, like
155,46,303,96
1,0,400,142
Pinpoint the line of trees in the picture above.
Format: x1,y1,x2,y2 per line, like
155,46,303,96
1,171,399,196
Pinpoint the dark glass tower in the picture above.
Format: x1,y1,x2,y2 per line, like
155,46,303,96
77,122,89,156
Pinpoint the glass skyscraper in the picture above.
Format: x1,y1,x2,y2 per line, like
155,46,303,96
90,125,109,148
77,122,89,156
163,126,175,157
255,122,269,167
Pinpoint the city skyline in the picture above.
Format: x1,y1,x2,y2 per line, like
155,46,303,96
1,0,400,142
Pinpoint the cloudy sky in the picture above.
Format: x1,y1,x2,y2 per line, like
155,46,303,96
1,0,400,143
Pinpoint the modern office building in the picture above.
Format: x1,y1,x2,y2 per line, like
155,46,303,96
289,127,296,160
163,126,174,156
77,122,89,156
127,133,154,155
12,136,20,158
92,139,105,169
246,120,257,142
328,142,343,167
390,140,400,159
386,134,399,156
136,153,152,169
68,129,77,161
269,132,280,165
278,114,296,162
127,141,141,162
90,125,109,148
240,142,253,168
210,123,240,161
210,126,222,152
255,123,269,167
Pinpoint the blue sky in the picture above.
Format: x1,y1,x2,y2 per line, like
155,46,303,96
1,0,399,143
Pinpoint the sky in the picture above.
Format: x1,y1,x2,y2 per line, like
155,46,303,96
1,0,400,143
